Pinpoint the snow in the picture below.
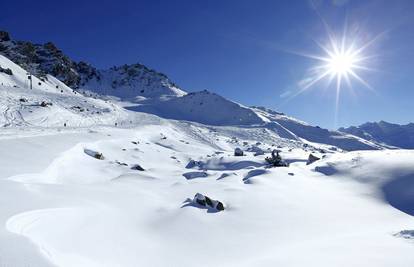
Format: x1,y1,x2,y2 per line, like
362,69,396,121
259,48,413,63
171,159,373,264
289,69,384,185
0,122,413,267
0,52,413,267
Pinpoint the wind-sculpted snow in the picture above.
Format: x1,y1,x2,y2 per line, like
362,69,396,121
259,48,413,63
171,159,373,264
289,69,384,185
313,150,414,216
0,124,414,266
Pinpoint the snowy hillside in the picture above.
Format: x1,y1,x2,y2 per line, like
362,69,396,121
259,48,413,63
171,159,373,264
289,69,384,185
0,55,131,127
129,90,264,125
252,106,384,150
339,121,414,149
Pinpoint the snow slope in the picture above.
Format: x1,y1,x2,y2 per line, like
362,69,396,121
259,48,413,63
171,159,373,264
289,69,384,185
339,121,414,149
253,106,384,151
0,54,132,127
0,125,413,267
128,90,264,126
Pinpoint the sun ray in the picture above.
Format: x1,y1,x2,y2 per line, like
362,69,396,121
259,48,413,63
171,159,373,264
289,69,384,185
347,69,373,91
282,19,382,124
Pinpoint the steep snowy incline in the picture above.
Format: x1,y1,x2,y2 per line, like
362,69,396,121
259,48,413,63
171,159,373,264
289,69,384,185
339,121,414,149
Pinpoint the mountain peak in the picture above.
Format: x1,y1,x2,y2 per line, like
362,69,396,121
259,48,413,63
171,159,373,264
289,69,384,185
0,30,186,100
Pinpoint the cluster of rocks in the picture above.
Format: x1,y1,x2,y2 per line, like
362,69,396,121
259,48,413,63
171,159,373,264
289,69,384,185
83,148,145,170
185,159,203,169
265,149,288,167
0,66,12,75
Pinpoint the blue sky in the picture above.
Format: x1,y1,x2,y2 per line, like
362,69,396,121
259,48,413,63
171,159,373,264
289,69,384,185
1,0,414,129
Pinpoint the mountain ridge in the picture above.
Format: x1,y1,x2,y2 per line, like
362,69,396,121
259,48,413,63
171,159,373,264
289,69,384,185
0,30,185,101
339,121,414,149
0,29,384,151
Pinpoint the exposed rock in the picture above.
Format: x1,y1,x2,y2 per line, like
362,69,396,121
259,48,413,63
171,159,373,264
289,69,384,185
193,193,225,211
131,164,145,171
183,171,208,180
84,149,104,160
115,160,128,166
0,66,12,75
40,101,52,107
185,159,202,169
234,147,244,156
265,149,288,167
394,230,414,240
307,153,321,165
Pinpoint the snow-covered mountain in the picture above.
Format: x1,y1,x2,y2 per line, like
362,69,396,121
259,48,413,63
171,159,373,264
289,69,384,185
0,31,184,101
339,121,414,149
0,30,383,151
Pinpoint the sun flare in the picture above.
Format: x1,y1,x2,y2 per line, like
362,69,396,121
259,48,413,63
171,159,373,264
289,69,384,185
285,24,384,127
327,51,357,75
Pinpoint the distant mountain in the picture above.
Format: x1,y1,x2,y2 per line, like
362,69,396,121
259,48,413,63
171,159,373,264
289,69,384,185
0,30,184,101
339,121,414,149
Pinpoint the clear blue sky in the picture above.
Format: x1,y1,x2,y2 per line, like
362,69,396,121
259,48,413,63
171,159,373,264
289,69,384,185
1,0,414,129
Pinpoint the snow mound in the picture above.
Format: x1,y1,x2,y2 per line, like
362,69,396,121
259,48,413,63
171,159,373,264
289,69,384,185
313,150,414,216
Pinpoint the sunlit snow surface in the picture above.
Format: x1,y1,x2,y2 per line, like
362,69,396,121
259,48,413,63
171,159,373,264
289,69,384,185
0,54,413,267
0,125,414,267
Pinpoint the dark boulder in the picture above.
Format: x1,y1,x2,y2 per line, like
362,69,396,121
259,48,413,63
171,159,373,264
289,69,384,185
131,164,145,171
193,193,225,211
0,66,12,75
234,147,244,156
306,154,321,165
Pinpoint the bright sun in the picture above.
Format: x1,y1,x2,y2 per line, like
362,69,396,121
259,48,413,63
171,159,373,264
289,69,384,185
327,52,357,75
287,25,382,126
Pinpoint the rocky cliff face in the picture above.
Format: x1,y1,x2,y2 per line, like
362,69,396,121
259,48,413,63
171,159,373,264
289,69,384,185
0,30,185,100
